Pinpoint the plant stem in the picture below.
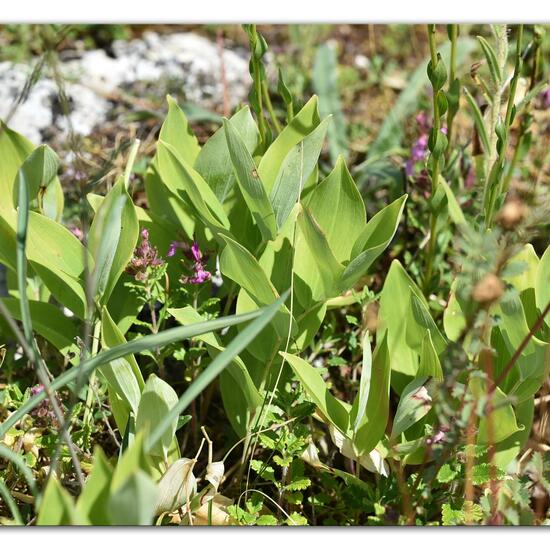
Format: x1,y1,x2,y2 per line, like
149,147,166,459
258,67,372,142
262,80,282,134
445,24,458,155
423,25,443,294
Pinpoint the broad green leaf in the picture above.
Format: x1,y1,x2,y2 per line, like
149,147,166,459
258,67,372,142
469,375,523,445
27,213,89,319
306,156,365,263
156,140,230,238
391,376,432,439
0,307,269,440
379,260,428,381
41,177,64,222
281,351,350,436
146,292,290,452
13,144,59,206
312,43,347,164
406,292,446,354
194,106,259,202
88,178,139,303
159,95,200,166
536,245,550,314
107,470,158,526
136,374,178,460
144,166,196,240
100,308,144,431
0,297,78,357
504,244,538,293
37,477,78,525
220,234,294,339
417,331,444,381
0,121,34,213
353,334,391,454
443,281,467,342
223,117,277,241
295,205,344,302
269,117,330,229
258,96,321,193
77,447,113,525
341,194,407,288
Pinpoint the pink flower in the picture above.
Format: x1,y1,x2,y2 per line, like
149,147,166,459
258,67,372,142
169,239,212,285
125,228,165,282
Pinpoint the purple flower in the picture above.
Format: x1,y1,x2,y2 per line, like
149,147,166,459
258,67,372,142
29,384,60,425
125,228,165,282
542,85,550,109
166,238,212,285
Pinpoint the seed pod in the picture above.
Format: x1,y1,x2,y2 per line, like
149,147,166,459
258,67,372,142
472,273,504,304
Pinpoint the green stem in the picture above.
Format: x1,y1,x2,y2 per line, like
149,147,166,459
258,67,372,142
262,80,282,134
445,24,458,155
423,25,443,294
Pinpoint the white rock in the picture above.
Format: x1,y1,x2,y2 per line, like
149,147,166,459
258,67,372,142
0,32,251,145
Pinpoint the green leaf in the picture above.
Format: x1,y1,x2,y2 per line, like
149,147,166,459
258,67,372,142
258,96,321,193
295,205,344,301
352,334,391,454
194,106,259,202
469,375,522,445
107,470,158,526
281,351,350,436
417,331,444,381
406,292,446,354
160,95,201,166
145,292,289,453
0,121,34,213
88,178,139,303
477,36,502,85
77,446,114,525
312,43,347,164
37,477,78,525
13,144,59,206
100,308,144,432
378,260,428,382
136,374,178,460
464,87,491,154
342,194,407,288
305,156,365,263
269,117,330,229
438,177,466,225
111,432,151,492
156,140,230,237
223,117,277,241
536,245,550,314
220,234,293,339
391,377,432,439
